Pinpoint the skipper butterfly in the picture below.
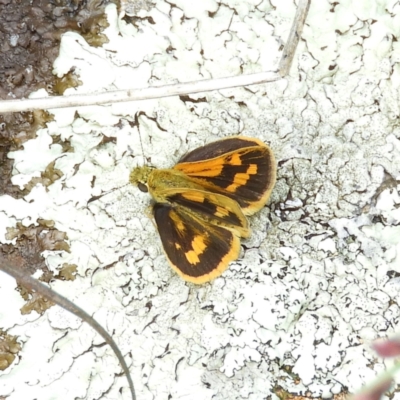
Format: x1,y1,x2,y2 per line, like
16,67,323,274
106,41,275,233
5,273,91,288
130,136,276,284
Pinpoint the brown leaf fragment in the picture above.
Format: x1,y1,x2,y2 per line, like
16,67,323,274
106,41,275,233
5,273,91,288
37,219,55,228
1,222,71,313
39,229,70,253
57,263,77,281
0,111,50,199
5,223,70,265
51,135,75,153
20,291,55,315
17,284,31,301
22,160,63,195
0,331,21,371
53,72,82,95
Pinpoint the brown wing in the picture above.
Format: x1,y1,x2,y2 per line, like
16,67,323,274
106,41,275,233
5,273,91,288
153,203,241,284
179,136,267,162
160,188,250,238
174,136,276,215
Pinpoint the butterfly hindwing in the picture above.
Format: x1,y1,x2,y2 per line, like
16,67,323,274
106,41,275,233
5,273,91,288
174,136,276,214
160,188,250,238
153,203,241,284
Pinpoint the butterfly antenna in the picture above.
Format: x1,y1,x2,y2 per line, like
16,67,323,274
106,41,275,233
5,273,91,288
87,183,131,204
132,112,147,166
138,122,146,166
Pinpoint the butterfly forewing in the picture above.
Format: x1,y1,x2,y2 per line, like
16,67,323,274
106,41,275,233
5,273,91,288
178,137,266,163
153,203,241,284
174,137,276,214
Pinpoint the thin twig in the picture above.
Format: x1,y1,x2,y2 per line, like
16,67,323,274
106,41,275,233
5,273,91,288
0,260,136,400
279,0,310,76
0,71,281,113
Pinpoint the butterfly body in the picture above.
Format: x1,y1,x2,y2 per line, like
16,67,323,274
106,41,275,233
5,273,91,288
148,169,206,200
130,136,276,284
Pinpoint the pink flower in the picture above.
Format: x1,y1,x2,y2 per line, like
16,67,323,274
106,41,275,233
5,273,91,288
353,379,392,400
372,337,400,358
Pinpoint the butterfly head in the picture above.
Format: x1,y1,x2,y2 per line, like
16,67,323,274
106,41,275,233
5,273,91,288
129,165,154,193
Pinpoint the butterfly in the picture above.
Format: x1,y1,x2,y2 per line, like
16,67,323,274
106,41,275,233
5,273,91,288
129,136,276,284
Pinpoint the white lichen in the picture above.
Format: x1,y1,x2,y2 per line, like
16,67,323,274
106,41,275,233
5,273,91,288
1,1,400,399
